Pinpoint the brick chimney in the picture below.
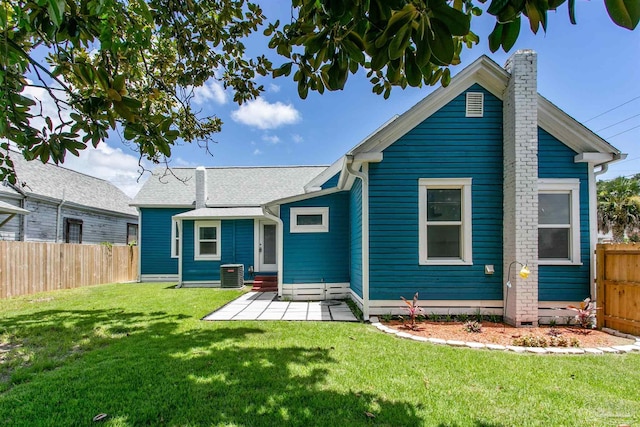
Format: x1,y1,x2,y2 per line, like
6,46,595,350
195,166,207,209
502,50,539,327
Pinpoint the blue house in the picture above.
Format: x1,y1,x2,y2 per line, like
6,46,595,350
132,51,623,326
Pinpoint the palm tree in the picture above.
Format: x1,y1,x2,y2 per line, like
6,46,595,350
597,176,640,243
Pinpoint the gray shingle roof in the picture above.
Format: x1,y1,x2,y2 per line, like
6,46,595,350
132,166,328,207
6,152,137,216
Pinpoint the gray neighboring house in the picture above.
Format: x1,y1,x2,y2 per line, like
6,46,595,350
0,152,138,244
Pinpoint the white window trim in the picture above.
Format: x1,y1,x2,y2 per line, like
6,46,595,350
290,207,329,233
171,219,181,259
538,179,581,265
418,178,473,265
194,220,221,261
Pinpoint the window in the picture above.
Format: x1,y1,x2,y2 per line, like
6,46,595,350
538,179,580,264
171,219,180,258
418,178,472,265
64,218,83,244
127,223,138,245
194,221,221,260
290,207,329,233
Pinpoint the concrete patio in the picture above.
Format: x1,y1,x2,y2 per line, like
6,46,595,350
202,291,358,322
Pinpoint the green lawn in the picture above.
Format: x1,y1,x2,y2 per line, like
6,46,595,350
0,283,638,427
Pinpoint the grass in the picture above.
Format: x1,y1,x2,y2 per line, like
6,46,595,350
0,283,638,426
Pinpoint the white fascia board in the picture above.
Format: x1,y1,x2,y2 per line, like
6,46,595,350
354,152,383,163
349,56,508,156
263,187,342,207
303,159,343,191
130,203,193,209
538,96,621,156
26,193,138,219
574,153,615,163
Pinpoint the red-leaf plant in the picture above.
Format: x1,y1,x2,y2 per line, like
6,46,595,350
401,292,422,330
566,297,599,329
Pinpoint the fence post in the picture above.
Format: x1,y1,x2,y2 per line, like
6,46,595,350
595,244,605,330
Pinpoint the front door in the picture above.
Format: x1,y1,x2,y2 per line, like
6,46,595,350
259,221,277,272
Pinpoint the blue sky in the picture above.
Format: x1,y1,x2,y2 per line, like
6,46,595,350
55,1,640,196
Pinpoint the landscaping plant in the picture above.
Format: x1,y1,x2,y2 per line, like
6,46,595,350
462,320,482,333
566,298,599,329
400,292,421,330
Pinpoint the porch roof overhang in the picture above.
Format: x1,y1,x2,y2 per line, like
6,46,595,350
172,206,264,220
0,200,29,215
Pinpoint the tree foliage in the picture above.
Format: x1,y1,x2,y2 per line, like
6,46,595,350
1,0,638,183
1,0,271,183
597,175,640,243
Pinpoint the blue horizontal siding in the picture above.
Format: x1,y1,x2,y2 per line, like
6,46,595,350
350,179,363,298
181,219,254,282
368,84,504,301
538,128,591,301
321,173,340,189
140,208,190,275
282,192,350,283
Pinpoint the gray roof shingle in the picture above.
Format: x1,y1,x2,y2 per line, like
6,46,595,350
132,166,328,207
6,152,137,216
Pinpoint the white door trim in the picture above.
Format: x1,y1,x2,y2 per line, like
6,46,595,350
255,219,277,272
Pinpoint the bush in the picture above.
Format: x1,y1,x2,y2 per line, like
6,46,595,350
462,320,482,333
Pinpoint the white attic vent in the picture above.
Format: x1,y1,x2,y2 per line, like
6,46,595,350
466,92,484,117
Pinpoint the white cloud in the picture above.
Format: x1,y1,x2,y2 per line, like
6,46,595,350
21,80,146,198
253,148,263,156
62,143,146,198
269,84,281,93
231,98,300,130
262,134,280,144
292,134,303,143
191,80,227,105
172,157,197,167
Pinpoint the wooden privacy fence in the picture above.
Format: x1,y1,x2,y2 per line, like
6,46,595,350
0,241,138,299
596,243,640,336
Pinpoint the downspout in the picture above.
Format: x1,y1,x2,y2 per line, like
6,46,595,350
590,161,610,300
136,208,142,283
55,190,66,243
262,205,284,298
345,155,370,320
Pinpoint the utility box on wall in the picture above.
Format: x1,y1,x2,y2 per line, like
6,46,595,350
220,264,244,288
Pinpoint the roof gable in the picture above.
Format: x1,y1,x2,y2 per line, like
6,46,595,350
348,55,619,159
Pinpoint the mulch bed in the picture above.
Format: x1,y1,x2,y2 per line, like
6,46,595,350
382,319,635,348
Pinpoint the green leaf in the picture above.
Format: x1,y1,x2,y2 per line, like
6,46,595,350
488,23,503,53
568,0,577,24
113,75,126,92
426,19,454,65
136,0,153,22
487,0,511,15
501,16,521,51
47,0,66,27
404,50,422,87
272,62,292,77
431,2,471,36
525,1,542,33
342,38,366,64
605,0,640,29
388,25,411,60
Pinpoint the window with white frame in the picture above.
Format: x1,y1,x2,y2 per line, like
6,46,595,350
290,207,329,233
194,221,221,260
538,179,580,264
418,178,472,265
171,219,180,258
